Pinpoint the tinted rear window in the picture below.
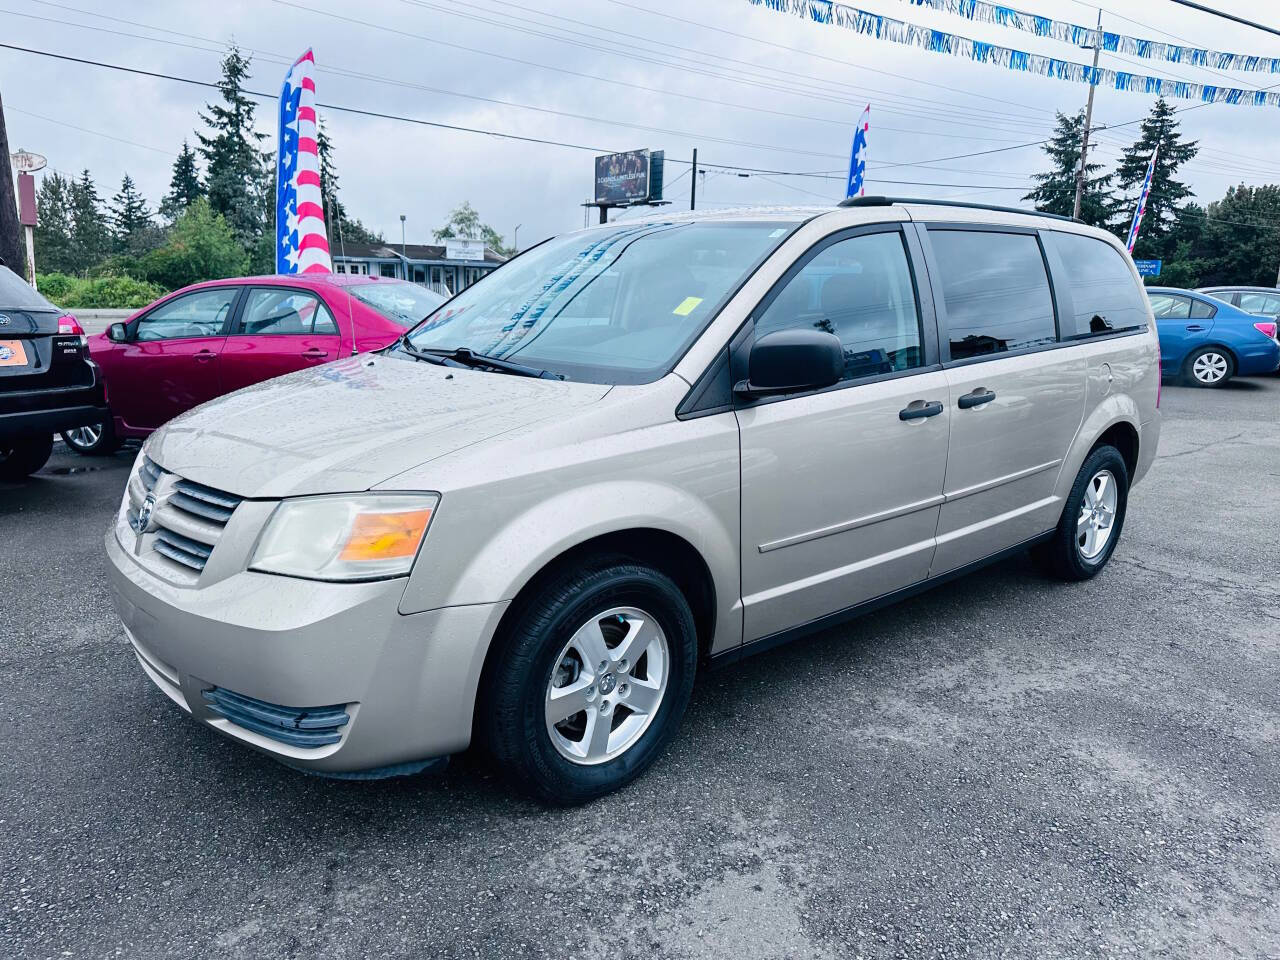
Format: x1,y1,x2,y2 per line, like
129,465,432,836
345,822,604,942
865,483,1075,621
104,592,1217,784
928,230,1057,360
0,265,59,312
1044,232,1149,337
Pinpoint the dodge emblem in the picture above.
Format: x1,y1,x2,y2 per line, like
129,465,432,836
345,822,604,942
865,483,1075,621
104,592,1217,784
133,494,156,533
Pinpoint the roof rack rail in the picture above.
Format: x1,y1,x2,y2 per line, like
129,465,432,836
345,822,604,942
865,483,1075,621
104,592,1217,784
839,195,1079,223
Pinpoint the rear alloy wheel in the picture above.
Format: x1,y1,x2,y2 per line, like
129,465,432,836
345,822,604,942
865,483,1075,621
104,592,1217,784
1184,347,1233,387
61,418,121,456
0,433,55,481
482,559,697,804
1034,444,1129,581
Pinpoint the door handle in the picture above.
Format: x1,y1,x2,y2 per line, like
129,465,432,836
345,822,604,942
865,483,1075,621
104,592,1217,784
957,388,997,409
1186,324,1205,332
193,349,216,362
899,400,945,421
301,347,328,359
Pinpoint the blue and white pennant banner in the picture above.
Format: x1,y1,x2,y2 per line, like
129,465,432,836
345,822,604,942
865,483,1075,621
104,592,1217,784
902,0,1280,75
748,0,1280,107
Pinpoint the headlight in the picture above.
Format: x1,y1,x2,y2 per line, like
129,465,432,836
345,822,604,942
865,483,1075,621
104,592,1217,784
250,494,439,581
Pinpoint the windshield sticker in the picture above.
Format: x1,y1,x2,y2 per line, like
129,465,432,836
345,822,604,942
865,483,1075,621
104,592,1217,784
672,296,703,317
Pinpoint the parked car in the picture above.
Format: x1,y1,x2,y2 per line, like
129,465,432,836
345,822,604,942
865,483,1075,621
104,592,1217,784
1147,286,1280,387
61,274,445,454
107,199,1161,803
1195,285,1280,320
0,264,107,480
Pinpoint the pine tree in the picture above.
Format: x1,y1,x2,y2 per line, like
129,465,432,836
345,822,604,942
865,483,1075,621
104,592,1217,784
109,173,157,255
197,44,268,251
1113,98,1198,260
316,117,380,246
33,172,76,275
161,140,203,220
67,169,110,275
1023,111,1115,228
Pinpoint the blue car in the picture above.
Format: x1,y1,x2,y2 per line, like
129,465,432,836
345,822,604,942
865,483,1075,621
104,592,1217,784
1147,287,1280,387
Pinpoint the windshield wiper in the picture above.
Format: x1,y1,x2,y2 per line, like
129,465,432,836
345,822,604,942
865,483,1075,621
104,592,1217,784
395,336,451,366
414,346,562,380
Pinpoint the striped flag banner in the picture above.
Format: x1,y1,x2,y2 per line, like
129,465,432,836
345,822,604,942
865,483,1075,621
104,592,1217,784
276,49,332,275
846,104,870,199
1126,147,1159,254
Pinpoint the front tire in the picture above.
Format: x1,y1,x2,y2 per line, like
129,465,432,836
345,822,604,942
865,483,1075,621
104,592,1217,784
481,559,698,805
1183,346,1233,387
61,417,121,456
1035,445,1129,581
0,433,55,480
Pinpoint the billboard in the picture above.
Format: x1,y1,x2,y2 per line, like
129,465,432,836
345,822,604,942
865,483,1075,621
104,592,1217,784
594,149,651,205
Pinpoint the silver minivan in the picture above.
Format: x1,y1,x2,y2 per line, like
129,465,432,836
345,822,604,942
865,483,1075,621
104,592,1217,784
107,199,1161,803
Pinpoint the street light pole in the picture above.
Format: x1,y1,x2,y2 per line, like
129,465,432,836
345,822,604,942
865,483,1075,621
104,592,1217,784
512,223,521,254
1072,9,1103,222
399,214,407,280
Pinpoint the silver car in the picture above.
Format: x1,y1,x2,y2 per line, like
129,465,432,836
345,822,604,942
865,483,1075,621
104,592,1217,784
106,200,1161,803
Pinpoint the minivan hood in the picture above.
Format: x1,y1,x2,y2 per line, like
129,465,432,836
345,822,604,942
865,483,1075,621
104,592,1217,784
146,354,611,498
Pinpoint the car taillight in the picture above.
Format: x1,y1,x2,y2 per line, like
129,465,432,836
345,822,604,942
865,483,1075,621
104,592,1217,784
57,314,85,336
1253,320,1278,340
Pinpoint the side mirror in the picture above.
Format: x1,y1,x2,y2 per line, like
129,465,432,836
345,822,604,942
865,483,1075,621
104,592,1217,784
735,328,843,399
107,323,128,342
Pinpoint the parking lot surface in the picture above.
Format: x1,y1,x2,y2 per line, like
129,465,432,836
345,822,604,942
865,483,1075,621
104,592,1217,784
3,378,1278,959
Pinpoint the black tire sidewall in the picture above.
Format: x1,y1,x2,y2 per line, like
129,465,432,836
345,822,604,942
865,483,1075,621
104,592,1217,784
489,563,697,804
1184,347,1234,388
0,433,54,479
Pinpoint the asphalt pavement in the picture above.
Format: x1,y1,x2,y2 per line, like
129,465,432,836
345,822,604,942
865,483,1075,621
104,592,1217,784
2,378,1278,959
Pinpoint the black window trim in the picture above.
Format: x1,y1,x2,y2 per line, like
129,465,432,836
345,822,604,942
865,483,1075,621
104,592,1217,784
127,284,245,342
727,222,941,410
230,284,341,338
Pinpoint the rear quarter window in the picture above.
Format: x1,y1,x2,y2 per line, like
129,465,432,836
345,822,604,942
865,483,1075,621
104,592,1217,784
1044,232,1149,337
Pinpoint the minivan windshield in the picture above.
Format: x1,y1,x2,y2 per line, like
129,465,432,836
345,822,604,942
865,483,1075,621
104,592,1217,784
402,220,796,383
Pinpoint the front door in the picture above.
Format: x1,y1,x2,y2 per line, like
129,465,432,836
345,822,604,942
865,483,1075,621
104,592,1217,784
111,286,240,432
736,227,949,642
921,227,1086,574
219,287,344,394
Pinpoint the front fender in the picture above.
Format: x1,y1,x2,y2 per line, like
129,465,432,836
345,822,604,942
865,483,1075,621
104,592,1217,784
399,479,742,653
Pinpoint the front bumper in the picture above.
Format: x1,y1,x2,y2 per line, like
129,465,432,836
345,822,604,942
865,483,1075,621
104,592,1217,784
106,529,508,774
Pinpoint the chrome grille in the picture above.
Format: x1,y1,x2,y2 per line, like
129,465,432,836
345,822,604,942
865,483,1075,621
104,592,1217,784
125,457,242,582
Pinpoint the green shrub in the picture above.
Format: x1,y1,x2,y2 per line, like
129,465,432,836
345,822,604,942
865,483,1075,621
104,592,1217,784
34,273,166,310
36,272,79,305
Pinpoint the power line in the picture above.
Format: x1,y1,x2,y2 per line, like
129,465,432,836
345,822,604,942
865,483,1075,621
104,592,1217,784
1161,0,1280,38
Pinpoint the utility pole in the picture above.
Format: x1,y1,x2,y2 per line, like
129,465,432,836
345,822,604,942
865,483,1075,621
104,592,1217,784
1072,10,1103,222
689,148,697,211
0,88,25,275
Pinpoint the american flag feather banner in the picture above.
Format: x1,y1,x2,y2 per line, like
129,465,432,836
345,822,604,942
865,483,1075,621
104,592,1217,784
1126,146,1159,255
277,49,332,275
846,104,870,199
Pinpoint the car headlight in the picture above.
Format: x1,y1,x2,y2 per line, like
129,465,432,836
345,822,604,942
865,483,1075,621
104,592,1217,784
250,494,439,581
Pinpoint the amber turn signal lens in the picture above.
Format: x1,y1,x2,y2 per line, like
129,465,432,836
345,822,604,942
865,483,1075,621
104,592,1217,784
339,508,434,563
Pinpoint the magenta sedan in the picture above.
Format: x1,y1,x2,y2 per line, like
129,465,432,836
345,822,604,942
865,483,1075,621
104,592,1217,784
62,274,445,454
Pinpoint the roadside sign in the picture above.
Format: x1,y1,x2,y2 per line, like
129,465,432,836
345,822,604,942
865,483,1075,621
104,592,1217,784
445,238,485,261
10,150,47,174
1134,259,1162,277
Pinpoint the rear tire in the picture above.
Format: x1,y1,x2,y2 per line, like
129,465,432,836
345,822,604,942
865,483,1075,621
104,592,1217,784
481,558,698,805
1034,445,1129,581
0,433,55,480
61,418,121,456
1182,346,1234,387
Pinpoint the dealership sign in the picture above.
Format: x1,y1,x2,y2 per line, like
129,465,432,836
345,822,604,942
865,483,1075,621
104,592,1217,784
445,238,485,261
1134,259,1162,277
10,150,47,174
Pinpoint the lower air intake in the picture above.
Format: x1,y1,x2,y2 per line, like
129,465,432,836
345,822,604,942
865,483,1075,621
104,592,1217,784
202,687,350,748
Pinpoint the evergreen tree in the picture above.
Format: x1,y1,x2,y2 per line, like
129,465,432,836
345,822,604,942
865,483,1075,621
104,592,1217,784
1113,98,1198,260
1023,111,1115,227
316,117,381,246
67,169,110,274
110,173,159,255
197,45,268,251
160,140,203,220
33,172,76,275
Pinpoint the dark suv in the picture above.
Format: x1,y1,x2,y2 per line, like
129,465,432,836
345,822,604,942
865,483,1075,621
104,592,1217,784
0,265,108,480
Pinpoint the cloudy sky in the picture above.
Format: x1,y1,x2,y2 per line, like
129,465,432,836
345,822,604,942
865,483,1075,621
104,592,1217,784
3,0,1278,250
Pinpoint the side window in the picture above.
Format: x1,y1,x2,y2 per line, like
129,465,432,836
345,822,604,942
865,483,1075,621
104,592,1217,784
239,289,338,336
1044,232,1149,336
756,231,923,380
1237,292,1280,315
134,288,238,342
1189,298,1216,320
928,230,1057,360
1148,294,1191,320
